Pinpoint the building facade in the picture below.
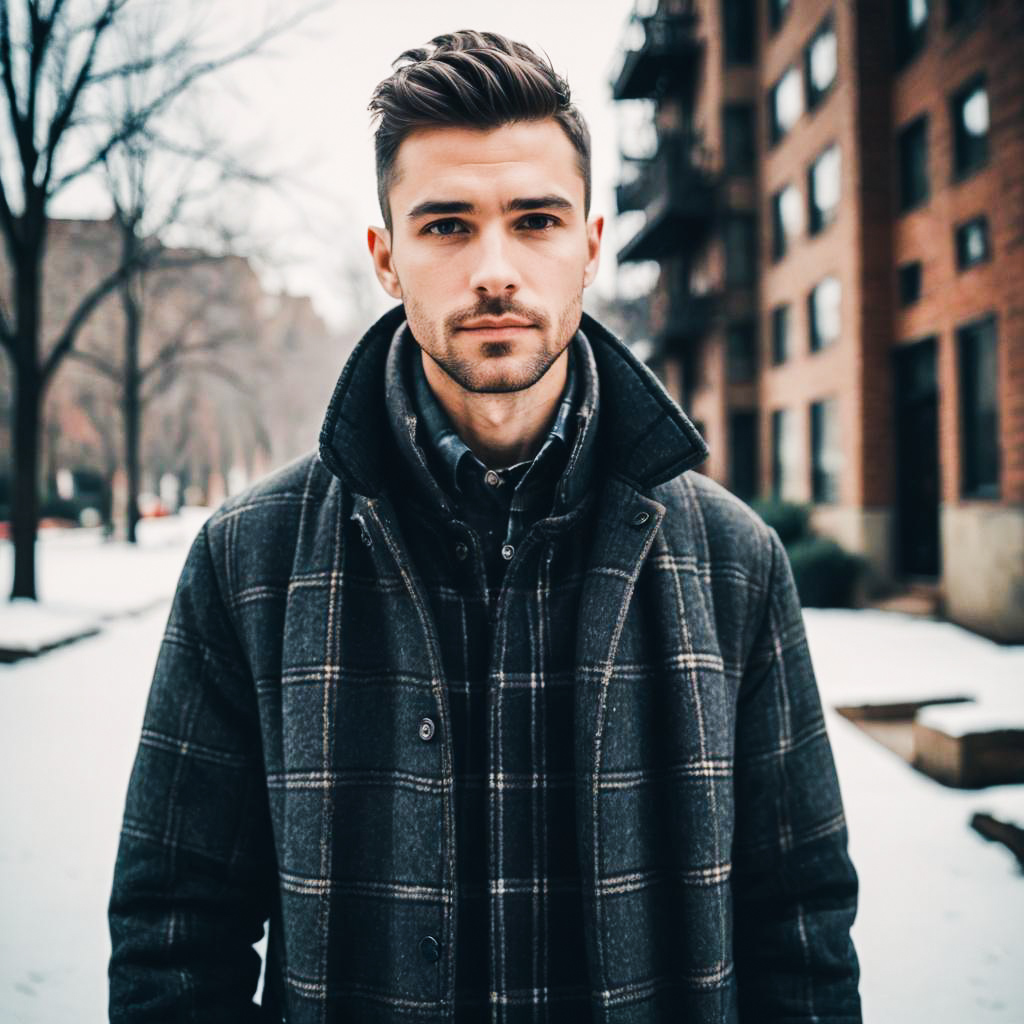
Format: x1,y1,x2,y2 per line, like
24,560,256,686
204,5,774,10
611,0,1023,640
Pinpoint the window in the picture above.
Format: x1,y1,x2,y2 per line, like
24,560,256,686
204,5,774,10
899,262,922,305
724,214,757,286
771,408,801,501
769,0,790,32
771,304,790,364
770,66,804,143
958,315,1000,497
952,76,989,178
771,184,803,260
810,398,841,503
955,215,991,269
804,17,837,108
729,411,759,501
898,116,930,211
723,0,756,65
727,321,758,383
808,144,841,233
948,0,984,25
809,275,841,351
723,104,756,176
896,0,929,67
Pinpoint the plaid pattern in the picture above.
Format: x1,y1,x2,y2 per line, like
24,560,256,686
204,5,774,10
390,325,600,1018
108,306,861,1023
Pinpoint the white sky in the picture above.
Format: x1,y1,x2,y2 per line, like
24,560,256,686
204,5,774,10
55,0,641,330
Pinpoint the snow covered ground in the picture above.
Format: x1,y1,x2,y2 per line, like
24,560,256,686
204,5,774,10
0,509,210,657
1,523,1022,1022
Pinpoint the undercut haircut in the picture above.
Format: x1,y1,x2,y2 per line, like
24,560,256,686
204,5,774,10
369,30,592,231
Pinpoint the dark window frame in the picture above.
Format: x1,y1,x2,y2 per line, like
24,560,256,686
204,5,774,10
895,0,930,69
898,261,923,305
954,215,991,270
771,303,790,365
951,74,990,180
898,114,930,212
727,320,759,384
947,0,984,27
810,397,841,504
723,103,756,176
771,407,792,500
807,141,841,235
769,0,791,34
770,187,790,262
957,313,1000,499
804,14,837,111
723,0,756,66
808,275,841,352
724,213,758,287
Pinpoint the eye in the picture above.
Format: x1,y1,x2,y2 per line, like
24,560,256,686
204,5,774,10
518,213,558,231
424,219,468,237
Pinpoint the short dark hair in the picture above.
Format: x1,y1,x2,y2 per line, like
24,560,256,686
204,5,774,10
369,30,591,230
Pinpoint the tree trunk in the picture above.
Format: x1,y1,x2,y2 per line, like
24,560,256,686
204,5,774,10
9,230,45,601
11,354,41,599
122,276,142,545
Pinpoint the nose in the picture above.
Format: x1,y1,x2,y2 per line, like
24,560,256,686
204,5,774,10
468,225,521,298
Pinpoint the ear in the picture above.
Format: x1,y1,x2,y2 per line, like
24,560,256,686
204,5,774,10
367,226,403,300
582,214,604,288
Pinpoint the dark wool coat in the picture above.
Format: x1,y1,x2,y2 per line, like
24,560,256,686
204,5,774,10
108,306,861,1023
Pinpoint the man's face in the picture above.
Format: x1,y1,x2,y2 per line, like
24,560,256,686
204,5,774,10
367,119,603,394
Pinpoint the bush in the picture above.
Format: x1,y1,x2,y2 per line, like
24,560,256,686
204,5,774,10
787,536,865,608
750,499,811,546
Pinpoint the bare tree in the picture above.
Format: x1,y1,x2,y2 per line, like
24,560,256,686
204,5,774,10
0,0,316,597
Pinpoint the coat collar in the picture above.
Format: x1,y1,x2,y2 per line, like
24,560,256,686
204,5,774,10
318,305,708,499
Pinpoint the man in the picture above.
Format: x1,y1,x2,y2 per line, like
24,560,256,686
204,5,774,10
109,30,861,1024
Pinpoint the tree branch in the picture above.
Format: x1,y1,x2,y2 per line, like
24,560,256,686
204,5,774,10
0,2,37,176
67,346,121,382
41,0,124,192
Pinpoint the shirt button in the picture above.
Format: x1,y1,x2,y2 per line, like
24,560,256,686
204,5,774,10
419,935,440,963
501,543,515,561
454,541,469,561
484,470,501,487
418,717,435,742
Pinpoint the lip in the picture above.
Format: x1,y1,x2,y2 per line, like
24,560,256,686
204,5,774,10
457,317,536,331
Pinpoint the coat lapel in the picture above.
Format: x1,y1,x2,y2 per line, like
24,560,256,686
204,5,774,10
573,474,666,988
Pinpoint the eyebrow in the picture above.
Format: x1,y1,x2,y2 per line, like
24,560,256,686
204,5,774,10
406,195,574,219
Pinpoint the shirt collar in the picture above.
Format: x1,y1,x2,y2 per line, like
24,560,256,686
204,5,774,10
409,331,580,499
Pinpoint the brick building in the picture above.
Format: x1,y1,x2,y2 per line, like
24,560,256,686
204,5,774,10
610,0,1023,640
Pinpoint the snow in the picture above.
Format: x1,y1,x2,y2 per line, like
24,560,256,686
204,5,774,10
0,509,209,656
803,608,1024,709
916,702,1024,738
1,531,1023,1022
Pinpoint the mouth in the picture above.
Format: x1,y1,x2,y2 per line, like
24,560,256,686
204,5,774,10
456,317,537,339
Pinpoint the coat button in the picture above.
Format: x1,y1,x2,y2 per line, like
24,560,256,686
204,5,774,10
454,541,469,561
418,717,435,742
419,935,440,962
484,470,501,487
501,543,515,561
631,510,650,527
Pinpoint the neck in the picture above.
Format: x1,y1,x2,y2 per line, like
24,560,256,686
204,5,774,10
421,348,570,468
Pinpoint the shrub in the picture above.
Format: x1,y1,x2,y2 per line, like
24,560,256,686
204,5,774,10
787,536,866,608
750,499,811,546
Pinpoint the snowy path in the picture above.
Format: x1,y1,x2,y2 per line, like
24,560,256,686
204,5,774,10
1,527,1022,1021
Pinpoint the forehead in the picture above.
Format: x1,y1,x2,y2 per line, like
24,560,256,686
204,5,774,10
389,120,584,213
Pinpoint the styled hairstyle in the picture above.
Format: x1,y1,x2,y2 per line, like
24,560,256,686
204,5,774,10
369,30,591,230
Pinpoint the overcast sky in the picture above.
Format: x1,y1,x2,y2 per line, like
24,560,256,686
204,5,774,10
55,0,642,330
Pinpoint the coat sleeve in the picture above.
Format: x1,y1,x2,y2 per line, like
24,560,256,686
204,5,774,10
730,528,861,1023
108,521,274,1022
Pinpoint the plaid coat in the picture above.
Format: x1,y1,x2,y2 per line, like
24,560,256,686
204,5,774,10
108,307,860,1023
